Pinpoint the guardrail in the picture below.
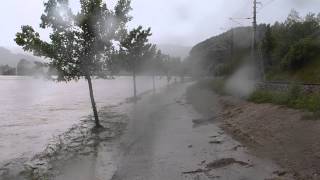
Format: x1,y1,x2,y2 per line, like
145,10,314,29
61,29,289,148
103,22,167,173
260,81,320,86
256,81,320,94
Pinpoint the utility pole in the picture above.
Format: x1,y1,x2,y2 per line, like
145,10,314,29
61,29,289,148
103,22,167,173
253,0,257,33
230,28,234,60
253,0,264,80
252,0,257,63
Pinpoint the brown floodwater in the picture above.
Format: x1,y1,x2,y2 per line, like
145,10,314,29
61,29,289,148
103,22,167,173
0,76,167,166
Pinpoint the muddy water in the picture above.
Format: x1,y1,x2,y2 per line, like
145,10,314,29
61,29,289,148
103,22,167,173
0,76,167,166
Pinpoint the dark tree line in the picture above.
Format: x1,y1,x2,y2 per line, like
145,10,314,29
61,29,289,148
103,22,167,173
17,59,47,76
261,10,320,73
0,65,16,75
0,59,47,76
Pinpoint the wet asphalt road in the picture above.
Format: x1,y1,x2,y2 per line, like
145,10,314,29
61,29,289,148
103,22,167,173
111,83,280,180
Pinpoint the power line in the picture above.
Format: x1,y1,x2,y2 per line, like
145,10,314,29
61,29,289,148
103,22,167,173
230,17,252,20
229,17,252,26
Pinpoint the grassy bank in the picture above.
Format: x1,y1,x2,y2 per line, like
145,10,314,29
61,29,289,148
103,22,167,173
249,87,320,113
193,79,320,115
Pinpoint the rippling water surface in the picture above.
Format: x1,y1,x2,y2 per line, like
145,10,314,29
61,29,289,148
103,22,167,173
0,76,167,164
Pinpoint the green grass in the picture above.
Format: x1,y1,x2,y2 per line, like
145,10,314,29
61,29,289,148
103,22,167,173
192,79,320,118
248,86,320,113
193,79,320,118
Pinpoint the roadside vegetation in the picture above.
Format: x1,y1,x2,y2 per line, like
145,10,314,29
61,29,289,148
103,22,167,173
249,10,320,114
188,9,320,115
192,78,320,117
261,10,320,83
249,87,320,113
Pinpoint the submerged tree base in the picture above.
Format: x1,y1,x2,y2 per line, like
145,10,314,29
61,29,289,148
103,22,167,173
0,106,129,180
91,124,107,134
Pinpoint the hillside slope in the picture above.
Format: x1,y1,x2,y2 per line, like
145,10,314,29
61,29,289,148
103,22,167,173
157,44,191,58
189,26,266,76
0,47,41,66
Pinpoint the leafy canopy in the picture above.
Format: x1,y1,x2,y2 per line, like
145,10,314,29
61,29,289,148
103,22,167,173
261,9,320,72
120,26,153,72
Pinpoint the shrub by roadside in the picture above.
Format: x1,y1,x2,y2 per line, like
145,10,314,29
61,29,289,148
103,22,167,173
248,85,320,113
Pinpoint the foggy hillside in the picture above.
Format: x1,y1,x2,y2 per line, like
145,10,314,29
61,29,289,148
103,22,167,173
157,44,191,58
0,47,41,66
189,26,266,75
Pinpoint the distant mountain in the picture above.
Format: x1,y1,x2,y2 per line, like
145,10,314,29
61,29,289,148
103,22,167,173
157,44,191,59
1,44,191,67
0,47,42,67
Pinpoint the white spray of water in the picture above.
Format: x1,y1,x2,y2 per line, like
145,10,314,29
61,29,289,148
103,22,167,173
225,62,256,98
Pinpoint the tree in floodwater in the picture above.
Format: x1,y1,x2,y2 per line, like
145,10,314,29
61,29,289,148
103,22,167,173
15,0,132,128
161,54,172,85
169,57,182,83
159,55,184,84
144,45,158,92
120,26,153,99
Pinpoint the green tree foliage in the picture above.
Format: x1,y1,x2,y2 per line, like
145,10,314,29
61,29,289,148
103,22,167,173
261,10,320,74
145,46,158,92
281,38,320,70
261,25,274,70
15,0,132,128
120,26,153,99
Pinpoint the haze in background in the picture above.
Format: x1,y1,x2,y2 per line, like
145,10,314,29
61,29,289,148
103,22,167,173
0,0,320,50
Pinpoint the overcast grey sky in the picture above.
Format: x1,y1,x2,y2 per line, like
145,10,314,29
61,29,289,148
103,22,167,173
1,0,320,48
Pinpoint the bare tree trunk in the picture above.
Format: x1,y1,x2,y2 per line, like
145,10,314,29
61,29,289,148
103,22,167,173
86,75,102,128
132,60,137,100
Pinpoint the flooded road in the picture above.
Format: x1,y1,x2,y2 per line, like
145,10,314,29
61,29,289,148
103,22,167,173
1,78,285,180
0,76,167,166
112,83,281,180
